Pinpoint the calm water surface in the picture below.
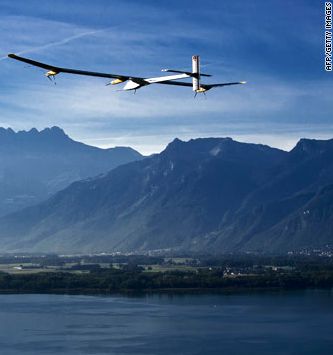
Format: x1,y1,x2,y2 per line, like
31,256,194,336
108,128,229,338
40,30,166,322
0,290,332,354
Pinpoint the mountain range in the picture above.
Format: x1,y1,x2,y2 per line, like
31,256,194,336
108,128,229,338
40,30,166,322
1,135,333,254
0,126,142,216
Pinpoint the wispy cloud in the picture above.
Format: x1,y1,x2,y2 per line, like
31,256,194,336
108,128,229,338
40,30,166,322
0,75,310,120
0,27,111,61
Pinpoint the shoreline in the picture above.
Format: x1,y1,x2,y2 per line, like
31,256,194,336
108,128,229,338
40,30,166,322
0,286,332,297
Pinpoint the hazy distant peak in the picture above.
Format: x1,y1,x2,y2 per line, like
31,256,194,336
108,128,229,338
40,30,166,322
0,127,15,135
41,126,66,134
0,126,145,161
294,138,318,151
0,126,143,217
28,128,38,134
165,137,233,151
291,138,333,156
0,126,67,136
162,136,279,160
167,137,183,146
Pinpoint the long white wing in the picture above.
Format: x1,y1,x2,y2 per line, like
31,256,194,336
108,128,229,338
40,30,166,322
8,54,190,84
145,73,190,84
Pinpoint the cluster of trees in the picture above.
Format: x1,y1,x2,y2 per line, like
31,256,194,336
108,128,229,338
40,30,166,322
1,265,333,294
199,254,333,269
0,254,163,267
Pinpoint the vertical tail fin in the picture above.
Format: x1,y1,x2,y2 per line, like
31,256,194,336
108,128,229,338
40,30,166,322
192,55,200,91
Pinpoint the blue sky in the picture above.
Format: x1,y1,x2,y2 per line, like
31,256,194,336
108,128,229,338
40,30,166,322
0,0,331,154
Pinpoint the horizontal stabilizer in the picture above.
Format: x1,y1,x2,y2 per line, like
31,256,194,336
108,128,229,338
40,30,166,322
161,69,211,77
202,81,247,90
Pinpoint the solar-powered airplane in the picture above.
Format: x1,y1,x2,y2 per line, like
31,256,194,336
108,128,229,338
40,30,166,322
8,54,246,96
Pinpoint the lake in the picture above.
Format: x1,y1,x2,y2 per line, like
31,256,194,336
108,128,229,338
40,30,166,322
0,290,332,354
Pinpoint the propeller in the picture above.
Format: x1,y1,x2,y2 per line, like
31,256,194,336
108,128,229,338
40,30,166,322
46,74,56,85
45,70,58,85
194,91,207,99
194,86,208,99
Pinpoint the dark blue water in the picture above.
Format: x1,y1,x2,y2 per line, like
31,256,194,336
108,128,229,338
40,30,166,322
0,290,332,354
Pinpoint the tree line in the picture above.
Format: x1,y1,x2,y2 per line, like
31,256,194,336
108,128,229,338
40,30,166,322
1,266,333,294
